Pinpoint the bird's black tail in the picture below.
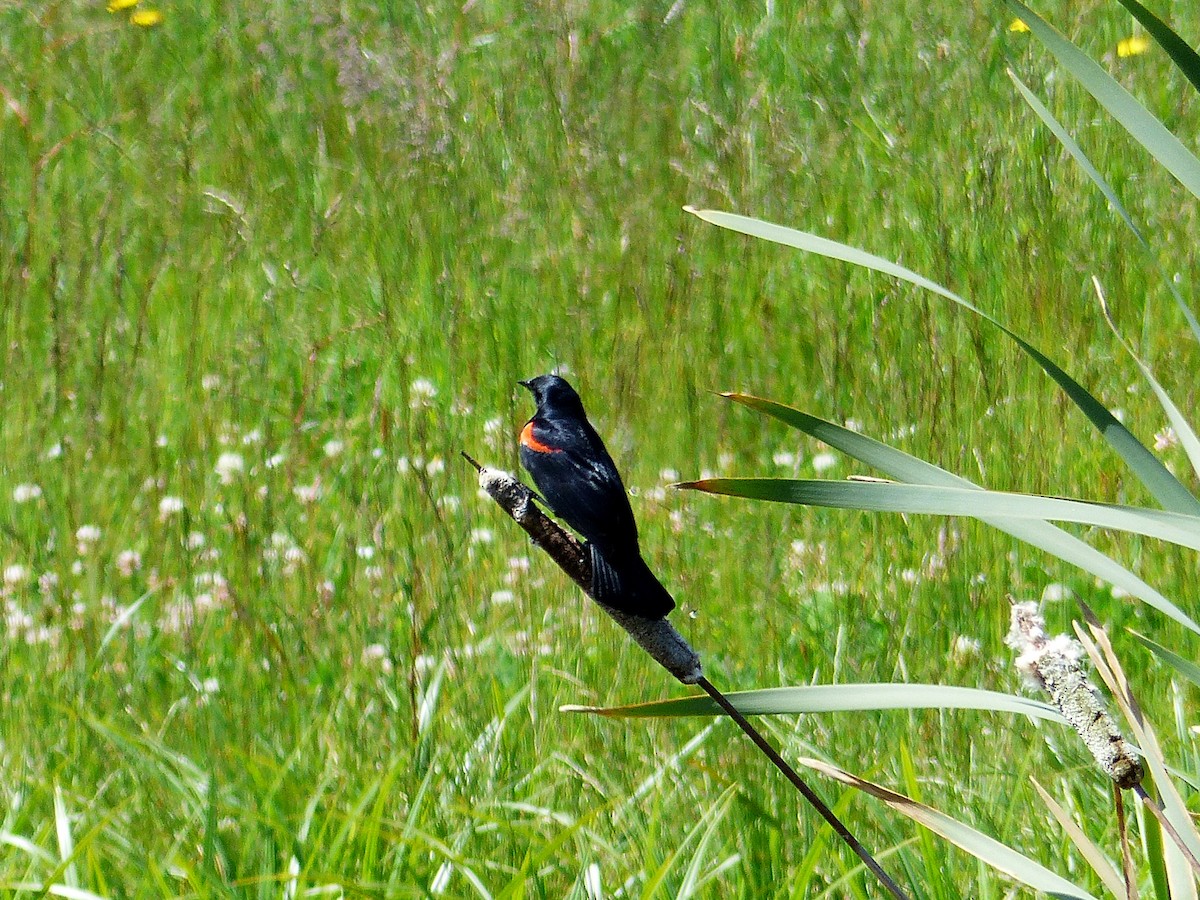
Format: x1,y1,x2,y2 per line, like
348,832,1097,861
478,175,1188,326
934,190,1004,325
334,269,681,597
588,543,676,619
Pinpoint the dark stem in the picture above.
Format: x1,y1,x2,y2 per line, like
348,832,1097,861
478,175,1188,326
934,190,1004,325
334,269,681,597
1133,783,1200,877
696,676,910,900
1113,785,1135,900
468,455,909,898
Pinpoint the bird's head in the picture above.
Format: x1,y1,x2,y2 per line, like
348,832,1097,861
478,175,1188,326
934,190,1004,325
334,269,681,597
519,374,585,414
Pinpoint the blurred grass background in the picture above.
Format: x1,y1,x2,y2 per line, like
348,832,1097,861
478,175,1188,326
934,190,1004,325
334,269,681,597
2,0,1199,895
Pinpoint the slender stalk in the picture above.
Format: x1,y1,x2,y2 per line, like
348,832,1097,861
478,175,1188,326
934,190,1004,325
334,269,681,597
1133,783,1200,878
695,676,909,900
469,456,910,899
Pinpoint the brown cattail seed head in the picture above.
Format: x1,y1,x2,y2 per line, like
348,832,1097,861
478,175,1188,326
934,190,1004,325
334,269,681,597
1007,602,1143,789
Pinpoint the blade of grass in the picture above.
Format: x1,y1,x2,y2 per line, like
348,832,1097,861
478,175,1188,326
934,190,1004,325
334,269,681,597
794,757,1102,900
720,393,1198,632
684,206,1200,515
681,478,1200,551
1112,0,1200,95
1007,68,1200,343
1127,629,1200,690
1094,278,1200,480
53,784,78,889
1030,778,1126,898
1005,0,1200,203
562,683,1062,723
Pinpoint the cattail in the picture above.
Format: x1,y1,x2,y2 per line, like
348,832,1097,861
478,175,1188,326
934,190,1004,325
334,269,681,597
1007,602,1143,789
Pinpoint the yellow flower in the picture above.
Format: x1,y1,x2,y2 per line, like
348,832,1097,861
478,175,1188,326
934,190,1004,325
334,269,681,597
1117,35,1150,57
130,8,163,26
1008,18,1030,33
107,0,138,10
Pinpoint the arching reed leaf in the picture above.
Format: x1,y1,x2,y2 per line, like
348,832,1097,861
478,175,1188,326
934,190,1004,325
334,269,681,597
562,683,1063,723
794,758,1100,900
716,393,1199,632
684,206,1200,516
1030,779,1126,898
1094,279,1200,481
1127,629,1200,690
1112,0,1200,95
1007,68,1200,343
681,478,1200,551
1005,0,1200,203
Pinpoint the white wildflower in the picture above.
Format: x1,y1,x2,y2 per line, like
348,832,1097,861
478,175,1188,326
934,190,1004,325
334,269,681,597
410,378,438,408
215,452,245,483
116,550,142,577
4,564,29,587
1154,427,1178,451
12,484,42,504
811,452,838,473
1041,582,1073,603
950,634,982,662
158,496,185,519
293,481,321,504
76,525,101,553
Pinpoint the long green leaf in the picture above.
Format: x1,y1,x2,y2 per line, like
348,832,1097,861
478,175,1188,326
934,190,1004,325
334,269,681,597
1007,68,1200,343
721,393,1199,632
1095,280,1200,482
1128,629,1200,690
1030,779,1126,898
682,478,1200,550
796,758,1100,900
1112,0,1200,95
562,683,1063,723
684,206,1200,516
1006,0,1200,202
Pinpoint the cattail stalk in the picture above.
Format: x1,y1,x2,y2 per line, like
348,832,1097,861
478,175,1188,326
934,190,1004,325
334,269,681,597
466,454,909,900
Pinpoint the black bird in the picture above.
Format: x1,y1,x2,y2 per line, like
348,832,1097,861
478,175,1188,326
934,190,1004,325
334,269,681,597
518,374,675,619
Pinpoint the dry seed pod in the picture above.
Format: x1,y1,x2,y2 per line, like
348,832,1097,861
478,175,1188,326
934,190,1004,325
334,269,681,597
1007,602,1143,790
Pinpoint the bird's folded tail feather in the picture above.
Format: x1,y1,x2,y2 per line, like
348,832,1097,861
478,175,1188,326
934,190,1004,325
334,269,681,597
588,543,676,619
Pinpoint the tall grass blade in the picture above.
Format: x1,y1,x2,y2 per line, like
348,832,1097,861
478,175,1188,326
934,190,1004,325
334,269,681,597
795,758,1101,899
1030,779,1126,897
53,784,78,889
683,478,1200,551
1127,630,1200,690
1077,621,1200,878
1005,0,1200,203
1095,279,1200,480
562,683,1063,723
720,393,1198,631
685,207,1200,515
1007,69,1200,343
1112,0,1200,95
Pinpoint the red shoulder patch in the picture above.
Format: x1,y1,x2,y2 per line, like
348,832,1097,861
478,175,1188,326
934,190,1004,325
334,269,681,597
520,420,561,454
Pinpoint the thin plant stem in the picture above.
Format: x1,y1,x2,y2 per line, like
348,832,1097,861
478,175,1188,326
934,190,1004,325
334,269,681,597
695,676,910,900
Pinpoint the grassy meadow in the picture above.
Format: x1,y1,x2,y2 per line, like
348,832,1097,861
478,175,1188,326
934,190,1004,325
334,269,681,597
2,0,1200,895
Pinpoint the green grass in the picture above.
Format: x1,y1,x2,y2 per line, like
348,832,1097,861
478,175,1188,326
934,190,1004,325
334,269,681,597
2,0,1199,895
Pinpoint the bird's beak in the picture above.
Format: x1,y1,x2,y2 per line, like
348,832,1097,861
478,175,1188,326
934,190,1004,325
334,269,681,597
518,379,534,391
